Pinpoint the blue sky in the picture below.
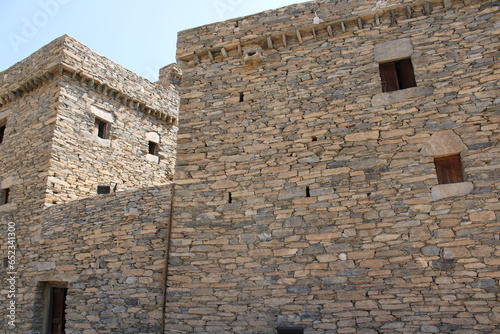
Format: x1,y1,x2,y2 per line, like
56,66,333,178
0,0,308,81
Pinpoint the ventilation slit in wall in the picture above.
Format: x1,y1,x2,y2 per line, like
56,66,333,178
306,186,311,198
97,185,111,195
239,92,244,102
228,192,233,204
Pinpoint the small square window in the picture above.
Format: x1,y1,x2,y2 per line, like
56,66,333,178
97,185,111,195
95,118,110,139
379,58,416,92
148,141,159,156
1,188,10,205
434,154,464,184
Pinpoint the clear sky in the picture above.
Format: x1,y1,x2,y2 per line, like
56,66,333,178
0,0,309,81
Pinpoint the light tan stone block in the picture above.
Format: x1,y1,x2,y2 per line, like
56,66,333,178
374,38,413,62
432,182,474,201
421,130,468,157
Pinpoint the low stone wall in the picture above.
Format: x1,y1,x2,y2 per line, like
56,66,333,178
0,185,172,333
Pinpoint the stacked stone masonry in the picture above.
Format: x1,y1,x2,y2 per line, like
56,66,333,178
0,0,498,333
0,36,178,333
170,0,499,333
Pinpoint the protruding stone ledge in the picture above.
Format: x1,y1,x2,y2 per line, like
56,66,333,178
177,0,456,65
372,86,434,106
431,181,474,201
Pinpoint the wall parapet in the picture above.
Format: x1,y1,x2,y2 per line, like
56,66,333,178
177,0,467,65
0,35,178,124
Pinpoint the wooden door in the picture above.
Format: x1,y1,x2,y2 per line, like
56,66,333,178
51,287,67,334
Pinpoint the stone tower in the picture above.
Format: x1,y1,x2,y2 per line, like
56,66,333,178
0,35,178,208
168,0,499,332
0,35,178,333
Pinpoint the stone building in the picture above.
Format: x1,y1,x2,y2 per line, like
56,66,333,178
169,0,499,332
1,0,499,333
0,35,179,333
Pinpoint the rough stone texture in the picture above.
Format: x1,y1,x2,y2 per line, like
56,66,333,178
0,0,498,333
0,36,178,333
170,0,500,333
0,35,179,206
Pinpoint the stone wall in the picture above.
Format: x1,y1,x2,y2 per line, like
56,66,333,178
48,77,177,204
0,185,171,333
169,0,499,332
0,35,178,332
0,79,58,215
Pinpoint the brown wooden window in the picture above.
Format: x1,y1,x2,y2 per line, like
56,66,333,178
49,287,67,334
379,58,416,92
434,154,464,184
0,188,10,205
95,118,110,139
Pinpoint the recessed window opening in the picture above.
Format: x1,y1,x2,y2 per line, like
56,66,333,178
434,154,464,185
379,58,416,92
1,188,10,205
95,118,110,139
97,185,111,195
239,92,244,102
0,121,6,144
148,141,159,156
277,327,304,334
228,192,233,204
306,186,311,198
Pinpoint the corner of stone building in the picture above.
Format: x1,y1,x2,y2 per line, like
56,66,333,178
158,63,182,90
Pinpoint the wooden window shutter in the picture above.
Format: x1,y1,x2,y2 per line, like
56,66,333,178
379,62,399,92
396,58,416,89
434,154,464,184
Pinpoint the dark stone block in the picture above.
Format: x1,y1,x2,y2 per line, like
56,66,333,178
431,258,455,270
